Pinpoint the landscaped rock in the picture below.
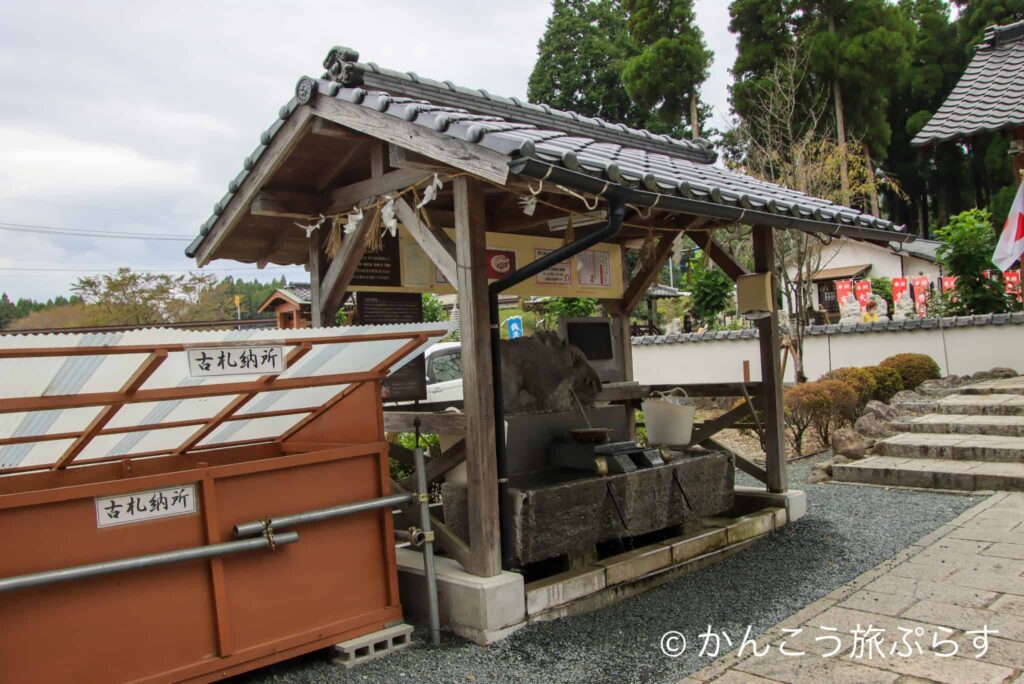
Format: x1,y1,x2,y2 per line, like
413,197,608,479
972,367,1018,381
855,414,895,441
832,428,867,459
863,400,901,422
809,464,832,484
916,376,970,396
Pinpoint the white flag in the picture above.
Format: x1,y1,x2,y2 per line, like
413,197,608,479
994,181,1024,272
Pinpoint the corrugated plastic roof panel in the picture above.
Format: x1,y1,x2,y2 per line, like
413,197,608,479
0,323,452,470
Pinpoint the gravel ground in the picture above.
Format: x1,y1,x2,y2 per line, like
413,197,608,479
238,456,983,684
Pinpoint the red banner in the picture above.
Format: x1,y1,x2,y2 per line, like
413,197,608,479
941,276,957,293
854,280,873,308
892,276,908,302
486,249,517,279
1006,269,1022,301
835,279,853,303
912,275,931,317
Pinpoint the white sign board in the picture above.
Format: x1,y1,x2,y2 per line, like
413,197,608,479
577,250,612,287
96,484,198,528
187,346,286,377
534,249,572,285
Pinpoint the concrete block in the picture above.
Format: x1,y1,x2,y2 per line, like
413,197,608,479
665,527,728,564
396,548,526,645
331,623,413,669
733,486,807,524
725,510,775,544
595,543,671,585
525,566,606,616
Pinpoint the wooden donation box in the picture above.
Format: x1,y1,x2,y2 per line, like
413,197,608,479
0,325,447,682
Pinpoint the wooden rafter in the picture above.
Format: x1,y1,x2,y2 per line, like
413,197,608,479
397,439,465,491
685,228,749,281
621,233,677,314
51,350,168,470
196,107,314,266
170,343,314,456
393,198,457,285
323,167,429,215
318,206,372,323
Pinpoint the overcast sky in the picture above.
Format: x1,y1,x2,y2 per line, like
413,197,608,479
0,0,736,301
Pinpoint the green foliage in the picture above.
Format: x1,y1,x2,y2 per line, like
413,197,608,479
784,381,831,456
0,293,15,329
865,365,904,402
990,184,1019,231
422,293,448,323
953,0,1024,53
622,0,713,135
528,0,651,128
538,297,598,324
870,277,894,314
689,262,734,324
935,208,1014,315
880,352,941,390
815,379,860,444
728,0,796,124
821,366,877,409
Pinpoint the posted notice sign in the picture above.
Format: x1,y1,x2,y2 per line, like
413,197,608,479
187,346,286,377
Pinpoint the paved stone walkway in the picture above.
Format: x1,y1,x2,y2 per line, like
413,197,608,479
682,492,1024,683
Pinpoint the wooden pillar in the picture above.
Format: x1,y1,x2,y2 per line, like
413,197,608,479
308,230,326,327
453,176,501,578
752,225,787,493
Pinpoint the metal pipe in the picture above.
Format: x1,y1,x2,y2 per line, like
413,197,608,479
394,527,427,545
488,193,628,569
414,420,442,646
233,493,415,538
0,531,298,594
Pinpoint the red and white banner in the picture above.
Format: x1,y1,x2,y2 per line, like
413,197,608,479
854,280,873,308
994,181,1024,271
941,276,958,293
892,276,908,302
835,279,853,303
912,275,931,318
1006,269,1022,302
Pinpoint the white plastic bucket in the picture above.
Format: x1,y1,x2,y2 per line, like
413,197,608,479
642,391,696,446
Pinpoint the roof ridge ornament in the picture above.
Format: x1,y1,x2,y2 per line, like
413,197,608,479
323,46,364,86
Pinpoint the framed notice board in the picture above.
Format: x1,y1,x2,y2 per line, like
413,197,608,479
355,292,427,402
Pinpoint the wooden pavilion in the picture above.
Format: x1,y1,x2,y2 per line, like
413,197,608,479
187,46,913,579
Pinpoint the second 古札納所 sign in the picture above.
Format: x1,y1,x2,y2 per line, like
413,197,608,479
187,346,286,377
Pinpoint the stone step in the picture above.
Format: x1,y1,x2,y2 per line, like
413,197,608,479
874,432,1024,463
894,414,1024,438
935,394,1024,416
958,379,1024,396
832,456,1024,492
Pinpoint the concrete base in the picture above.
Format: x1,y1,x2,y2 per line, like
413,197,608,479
331,624,412,669
733,486,808,523
396,548,526,645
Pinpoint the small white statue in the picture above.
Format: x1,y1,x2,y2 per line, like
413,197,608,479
870,294,889,320
893,291,914,321
667,317,682,335
839,293,861,323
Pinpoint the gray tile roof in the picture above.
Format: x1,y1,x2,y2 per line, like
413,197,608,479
281,283,312,304
646,284,685,299
187,48,910,260
913,21,1024,146
889,237,940,263
632,312,1024,345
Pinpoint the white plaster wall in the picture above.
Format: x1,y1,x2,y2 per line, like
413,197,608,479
632,324,1024,385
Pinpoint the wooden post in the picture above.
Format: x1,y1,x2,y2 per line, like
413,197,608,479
752,225,787,493
453,176,501,578
309,231,325,327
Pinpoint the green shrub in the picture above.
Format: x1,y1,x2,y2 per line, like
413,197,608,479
820,367,877,409
864,365,903,403
880,353,941,391
783,383,831,457
814,379,859,444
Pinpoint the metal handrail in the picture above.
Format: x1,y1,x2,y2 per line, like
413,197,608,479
233,493,415,538
0,531,299,594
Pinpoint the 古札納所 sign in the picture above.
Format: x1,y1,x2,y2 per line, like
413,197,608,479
187,345,286,377
96,484,198,528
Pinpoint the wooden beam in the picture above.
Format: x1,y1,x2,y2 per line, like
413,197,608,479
453,175,502,578
393,198,457,285
389,144,458,173
383,411,467,434
391,479,474,571
753,225,787,493
318,205,372,322
705,438,769,486
690,401,755,446
398,439,466,491
51,350,168,470
311,95,511,185
685,229,749,281
196,107,313,266
250,190,321,219
311,117,360,139
309,232,326,327
621,233,676,313
323,167,429,215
